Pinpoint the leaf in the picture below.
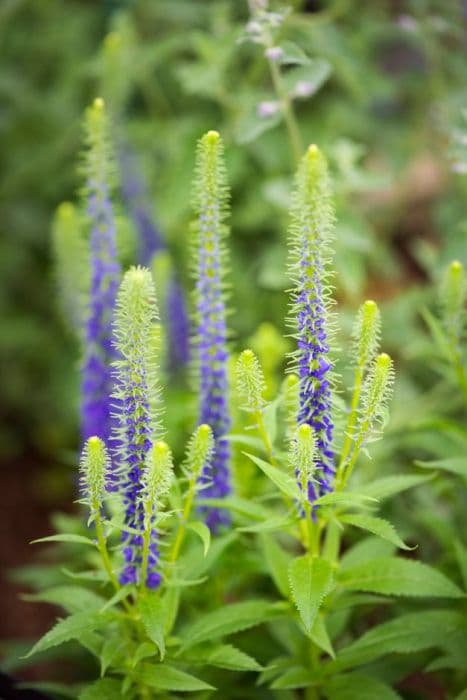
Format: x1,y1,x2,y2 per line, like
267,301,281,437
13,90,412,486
341,514,411,550
25,612,110,658
100,634,125,677
237,514,295,534
196,496,271,521
271,666,314,690
182,531,236,579
23,586,106,614
261,533,293,598
454,539,467,590
131,642,158,668
416,458,467,479
31,534,96,547
314,492,377,508
179,600,285,650
289,556,334,634
278,41,312,66
187,521,211,556
79,678,123,699
455,691,467,700
339,557,464,598
139,594,166,659
283,61,332,100
311,614,335,658
244,452,301,501
236,108,282,145
323,673,402,700
330,610,465,672
354,473,434,500
340,535,395,570
207,644,263,671
100,585,133,612
137,663,214,692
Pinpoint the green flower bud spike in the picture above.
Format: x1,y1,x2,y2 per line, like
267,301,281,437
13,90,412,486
141,441,174,591
289,424,318,552
340,352,394,488
283,373,300,439
440,261,467,401
237,349,275,464
79,437,120,592
337,300,381,481
170,425,215,565
52,202,89,338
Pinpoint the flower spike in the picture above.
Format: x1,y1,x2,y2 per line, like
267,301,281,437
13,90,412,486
287,144,335,500
80,98,121,445
191,130,232,531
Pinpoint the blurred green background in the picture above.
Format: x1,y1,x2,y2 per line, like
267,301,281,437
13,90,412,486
0,0,466,665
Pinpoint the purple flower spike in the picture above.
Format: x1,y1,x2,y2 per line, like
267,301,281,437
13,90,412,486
288,145,335,499
80,99,121,455
192,131,232,531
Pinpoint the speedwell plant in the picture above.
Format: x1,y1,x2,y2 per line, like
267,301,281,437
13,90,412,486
25,100,465,699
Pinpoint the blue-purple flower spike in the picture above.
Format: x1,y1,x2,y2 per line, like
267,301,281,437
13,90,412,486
112,266,164,588
288,145,335,500
80,98,121,451
192,130,232,531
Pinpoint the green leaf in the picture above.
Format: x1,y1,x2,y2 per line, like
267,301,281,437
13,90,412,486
289,556,334,634
330,610,465,672
314,492,377,508
339,557,464,598
244,452,301,500
100,634,125,677
271,666,314,690
323,673,402,700
187,521,211,556
283,61,332,100
100,585,133,612
207,644,263,671
31,534,96,547
416,458,467,480
25,611,110,658
179,600,285,650
131,642,158,668
139,594,166,659
454,539,467,590
79,678,123,699
237,514,295,534
278,41,312,66
261,533,293,598
354,473,434,500
23,586,106,614
341,514,411,550
137,663,214,691
340,536,395,570
196,496,271,521
454,691,467,700
311,614,335,658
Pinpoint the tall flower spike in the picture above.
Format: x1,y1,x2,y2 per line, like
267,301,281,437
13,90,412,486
289,424,317,505
192,130,232,531
288,144,335,500
112,266,164,587
80,98,121,444
352,300,381,370
52,202,89,338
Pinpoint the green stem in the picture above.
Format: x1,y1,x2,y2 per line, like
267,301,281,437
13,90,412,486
169,482,196,565
338,418,369,490
452,350,467,405
336,365,364,486
267,55,303,164
255,410,275,465
94,504,120,592
140,506,152,592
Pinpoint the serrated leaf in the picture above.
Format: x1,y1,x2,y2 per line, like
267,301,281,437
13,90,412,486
354,473,434,500
340,536,395,570
261,533,293,598
289,556,334,634
139,594,166,659
207,644,263,671
137,663,214,691
100,634,125,677
339,557,464,598
323,673,402,700
271,666,314,689
132,642,157,668
79,678,122,699
341,514,411,550
187,521,211,556
330,610,465,672
311,614,335,658
182,531,236,579
196,496,271,521
31,534,96,547
238,514,295,534
244,452,301,500
23,586,106,614
179,600,285,650
25,612,110,658
314,492,377,508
